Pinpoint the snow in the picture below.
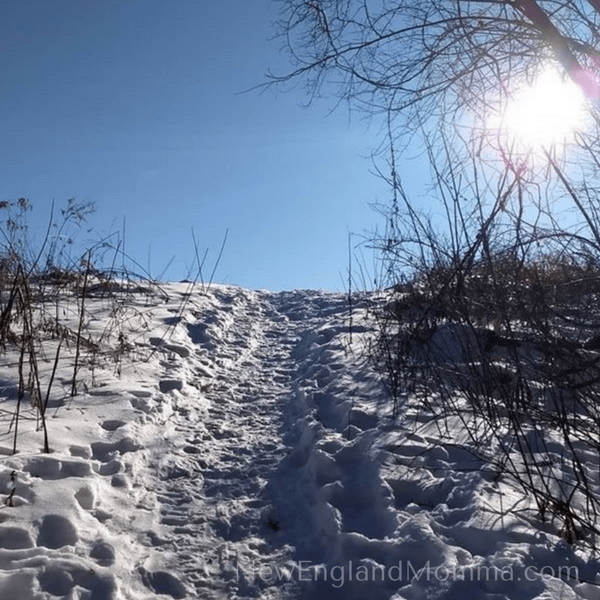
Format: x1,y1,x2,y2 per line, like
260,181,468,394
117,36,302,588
0,281,598,599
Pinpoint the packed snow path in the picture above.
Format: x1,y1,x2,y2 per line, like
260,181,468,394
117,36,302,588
150,288,323,598
144,286,379,599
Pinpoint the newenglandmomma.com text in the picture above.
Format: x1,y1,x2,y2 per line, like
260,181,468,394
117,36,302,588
231,559,578,589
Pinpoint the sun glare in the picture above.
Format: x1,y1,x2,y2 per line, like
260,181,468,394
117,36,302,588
491,66,589,154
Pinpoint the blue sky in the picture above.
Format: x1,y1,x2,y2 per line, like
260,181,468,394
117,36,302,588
0,0,399,291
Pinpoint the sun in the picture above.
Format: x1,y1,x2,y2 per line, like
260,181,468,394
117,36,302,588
490,66,589,155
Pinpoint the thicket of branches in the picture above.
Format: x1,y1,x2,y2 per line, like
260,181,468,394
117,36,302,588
272,1,600,548
0,196,224,456
0,199,171,455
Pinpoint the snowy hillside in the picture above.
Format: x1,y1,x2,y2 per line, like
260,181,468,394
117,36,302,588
0,282,599,599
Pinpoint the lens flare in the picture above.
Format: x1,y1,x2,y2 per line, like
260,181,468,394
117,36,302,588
490,66,589,154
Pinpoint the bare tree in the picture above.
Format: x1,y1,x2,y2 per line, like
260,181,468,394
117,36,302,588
272,1,600,122
271,1,600,226
269,1,600,291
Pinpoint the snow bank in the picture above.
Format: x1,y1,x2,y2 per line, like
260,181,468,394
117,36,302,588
0,283,597,599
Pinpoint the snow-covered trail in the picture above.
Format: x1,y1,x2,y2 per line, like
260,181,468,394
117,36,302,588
146,287,314,598
141,286,374,599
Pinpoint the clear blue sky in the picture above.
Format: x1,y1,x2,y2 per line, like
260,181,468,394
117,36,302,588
0,0,398,291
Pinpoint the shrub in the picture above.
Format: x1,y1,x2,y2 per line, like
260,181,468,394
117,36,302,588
369,224,600,547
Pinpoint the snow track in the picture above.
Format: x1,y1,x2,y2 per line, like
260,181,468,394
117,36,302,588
147,287,309,598
145,286,388,599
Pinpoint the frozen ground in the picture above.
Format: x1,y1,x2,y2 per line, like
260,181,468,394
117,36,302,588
0,282,599,599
